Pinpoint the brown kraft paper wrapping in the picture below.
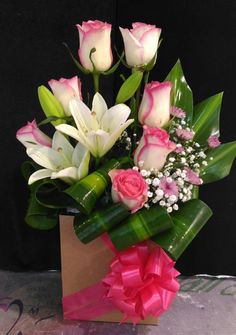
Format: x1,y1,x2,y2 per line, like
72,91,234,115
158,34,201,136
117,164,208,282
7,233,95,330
59,215,158,324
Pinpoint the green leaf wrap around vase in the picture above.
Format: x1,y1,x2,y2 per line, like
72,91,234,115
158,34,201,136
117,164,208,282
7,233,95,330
152,199,212,261
74,203,130,243
25,191,59,230
64,158,129,214
109,205,173,250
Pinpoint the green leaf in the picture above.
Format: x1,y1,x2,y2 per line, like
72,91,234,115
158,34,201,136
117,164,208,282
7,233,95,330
63,42,90,74
102,52,124,75
200,141,236,183
192,93,223,144
25,191,59,230
38,115,71,127
38,86,65,125
115,71,143,104
21,161,40,181
65,157,130,214
34,179,76,209
165,59,193,123
109,205,173,251
152,199,212,261
145,51,157,71
74,203,130,243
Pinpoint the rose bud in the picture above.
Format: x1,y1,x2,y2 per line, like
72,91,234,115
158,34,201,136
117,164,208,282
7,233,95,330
134,126,176,171
119,22,161,67
138,81,172,128
48,76,82,116
16,119,52,148
77,20,113,72
109,169,148,213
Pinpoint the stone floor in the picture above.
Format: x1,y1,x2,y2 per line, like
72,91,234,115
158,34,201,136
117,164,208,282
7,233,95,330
0,271,236,335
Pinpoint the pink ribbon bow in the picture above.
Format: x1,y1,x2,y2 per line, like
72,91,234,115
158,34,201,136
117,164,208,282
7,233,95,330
63,240,180,324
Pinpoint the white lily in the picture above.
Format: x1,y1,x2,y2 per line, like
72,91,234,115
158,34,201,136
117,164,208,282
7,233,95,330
26,131,90,185
55,93,134,158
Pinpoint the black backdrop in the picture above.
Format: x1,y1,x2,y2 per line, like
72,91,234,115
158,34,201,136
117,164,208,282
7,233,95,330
0,0,235,274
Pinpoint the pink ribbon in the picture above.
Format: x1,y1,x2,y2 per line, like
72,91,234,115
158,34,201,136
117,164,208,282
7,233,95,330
63,238,180,323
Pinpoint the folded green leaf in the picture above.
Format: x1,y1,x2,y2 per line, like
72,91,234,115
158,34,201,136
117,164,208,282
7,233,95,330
25,191,59,230
152,199,212,261
38,115,71,127
35,179,76,209
74,203,130,243
38,85,65,125
109,205,173,251
165,59,193,124
115,71,143,104
63,42,90,75
192,92,223,144
102,52,124,75
65,157,130,214
200,141,236,183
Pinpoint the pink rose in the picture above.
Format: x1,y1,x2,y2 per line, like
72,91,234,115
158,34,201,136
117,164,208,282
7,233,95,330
120,22,161,67
16,119,52,148
48,76,82,116
109,169,148,213
134,126,176,171
138,81,172,128
77,20,113,72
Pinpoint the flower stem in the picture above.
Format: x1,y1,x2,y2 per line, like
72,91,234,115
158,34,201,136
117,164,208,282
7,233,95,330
144,71,150,84
93,73,100,93
95,157,101,169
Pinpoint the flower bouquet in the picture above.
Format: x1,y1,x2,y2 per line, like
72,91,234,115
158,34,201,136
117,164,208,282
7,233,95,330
16,20,236,324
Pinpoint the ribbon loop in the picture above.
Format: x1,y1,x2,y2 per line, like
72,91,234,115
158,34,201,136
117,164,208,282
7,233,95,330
63,240,180,324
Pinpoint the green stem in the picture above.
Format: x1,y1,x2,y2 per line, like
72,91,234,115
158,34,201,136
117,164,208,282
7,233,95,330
144,71,150,84
95,157,101,168
93,73,100,93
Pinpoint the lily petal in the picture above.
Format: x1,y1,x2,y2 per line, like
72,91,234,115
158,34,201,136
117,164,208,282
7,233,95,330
51,167,78,185
27,146,58,170
55,124,87,147
72,142,90,179
52,131,74,162
101,104,131,132
87,130,110,157
28,168,52,185
103,118,134,154
70,98,99,132
92,92,108,123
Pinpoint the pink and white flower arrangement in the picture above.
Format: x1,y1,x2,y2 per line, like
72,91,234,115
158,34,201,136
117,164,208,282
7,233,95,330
16,19,236,324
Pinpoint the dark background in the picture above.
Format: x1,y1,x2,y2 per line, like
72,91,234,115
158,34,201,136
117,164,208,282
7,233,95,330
0,0,235,274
